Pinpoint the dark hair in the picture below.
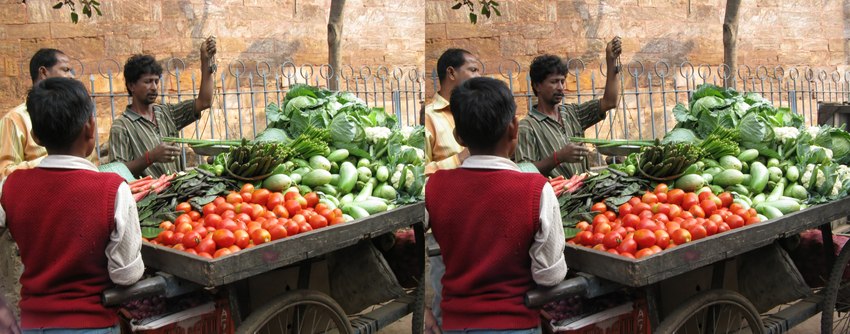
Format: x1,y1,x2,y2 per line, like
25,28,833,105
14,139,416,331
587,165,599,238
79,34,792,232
437,48,472,83
29,48,65,84
450,77,516,150
529,54,567,95
26,78,93,150
124,54,162,93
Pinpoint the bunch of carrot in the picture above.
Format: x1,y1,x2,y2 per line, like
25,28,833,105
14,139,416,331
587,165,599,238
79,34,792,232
129,174,175,202
548,174,587,197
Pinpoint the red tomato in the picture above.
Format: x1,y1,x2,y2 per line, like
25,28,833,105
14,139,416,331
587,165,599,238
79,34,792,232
634,229,657,249
622,214,640,228
157,230,175,245
682,193,699,210
188,211,201,221
642,192,659,205
182,231,202,248
592,214,610,226
299,223,313,234
212,229,235,248
193,225,208,238
241,192,253,203
592,244,607,252
628,197,642,206
620,252,636,259
251,189,271,207
593,222,612,235
638,210,654,220
602,232,623,249
576,221,590,231
708,214,723,224
717,192,733,208
240,183,255,194
228,245,241,253
670,228,692,245
655,183,669,194
668,204,682,218
635,248,655,259
636,218,658,231
233,230,251,249
159,221,174,231
654,230,670,248
665,221,681,232
667,189,685,206
175,214,192,226
176,202,192,214
652,213,670,223
718,222,731,233
212,196,226,206
184,248,198,256
303,192,320,208
196,238,216,255
269,224,288,240
331,216,346,225
633,202,651,214
688,205,706,218
203,203,217,216
725,214,745,229
603,211,617,221
284,200,302,215
606,248,619,255
226,192,243,204
266,192,285,210
251,228,272,245
205,214,222,228
576,231,594,246
284,220,301,236
700,200,717,216
698,191,714,202
656,192,668,204
213,248,232,258
215,202,235,215
704,220,718,236
729,203,743,212
616,238,638,255
220,218,239,231
591,233,604,246
688,225,707,240
591,202,608,213
619,203,634,216
308,214,329,230
746,216,761,225
175,222,193,234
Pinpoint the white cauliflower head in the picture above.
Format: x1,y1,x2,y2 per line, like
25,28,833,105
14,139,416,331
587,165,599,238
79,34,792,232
400,126,416,141
365,127,392,142
773,127,800,143
806,126,821,139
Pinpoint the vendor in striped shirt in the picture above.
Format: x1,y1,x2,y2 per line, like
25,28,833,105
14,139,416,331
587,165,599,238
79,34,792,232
515,37,622,178
108,37,216,177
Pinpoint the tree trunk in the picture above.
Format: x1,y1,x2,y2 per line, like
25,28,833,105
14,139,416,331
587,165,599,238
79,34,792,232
723,0,741,88
328,0,346,91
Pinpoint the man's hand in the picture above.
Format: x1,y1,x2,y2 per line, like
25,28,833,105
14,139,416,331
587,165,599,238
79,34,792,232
605,36,622,66
150,142,181,163
0,297,20,334
555,143,590,164
424,308,442,334
200,36,217,63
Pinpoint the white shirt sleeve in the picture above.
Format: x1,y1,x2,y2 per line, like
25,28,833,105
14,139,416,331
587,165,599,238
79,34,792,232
106,182,145,286
529,182,567,286
0,179,5,230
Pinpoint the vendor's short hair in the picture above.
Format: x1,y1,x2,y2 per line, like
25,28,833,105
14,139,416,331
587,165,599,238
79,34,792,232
124,54,162,92
29,48,65,84
450,77,516,150
529,54,567,95
26,78,94,150
437,48,472,83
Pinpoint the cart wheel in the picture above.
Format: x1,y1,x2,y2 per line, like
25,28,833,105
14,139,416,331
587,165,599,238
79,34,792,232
655,290,764,334
821,239,850,334
237,290,353,334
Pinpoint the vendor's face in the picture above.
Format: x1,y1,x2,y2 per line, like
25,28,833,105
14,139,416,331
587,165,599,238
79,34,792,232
449,54,481,84
128,73,160,105
534,73,566,106
40,53,74,81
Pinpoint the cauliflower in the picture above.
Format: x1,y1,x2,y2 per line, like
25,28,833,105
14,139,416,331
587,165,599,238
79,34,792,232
773,127,800,143
801,164,826,188
401,145,425,161
365,127,392,142
391,168,416,189
400,126,416,141
806,126,821,139
831,165,850,195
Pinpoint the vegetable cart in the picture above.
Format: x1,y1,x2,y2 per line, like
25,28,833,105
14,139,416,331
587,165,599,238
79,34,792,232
104,203,426,334
521,191,850,333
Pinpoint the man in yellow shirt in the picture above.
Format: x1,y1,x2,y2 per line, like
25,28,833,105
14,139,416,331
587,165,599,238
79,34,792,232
0,49,77,179
424,48,481,334
424,48,481,176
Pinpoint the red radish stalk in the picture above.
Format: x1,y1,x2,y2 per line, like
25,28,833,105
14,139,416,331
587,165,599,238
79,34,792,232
133,190,150,202
152,181,170,194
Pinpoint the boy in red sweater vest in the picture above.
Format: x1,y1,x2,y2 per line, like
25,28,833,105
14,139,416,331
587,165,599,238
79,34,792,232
426,77,568,333
0,78,144,332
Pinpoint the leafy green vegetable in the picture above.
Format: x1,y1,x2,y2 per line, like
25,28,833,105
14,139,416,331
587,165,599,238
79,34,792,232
252,128,290,143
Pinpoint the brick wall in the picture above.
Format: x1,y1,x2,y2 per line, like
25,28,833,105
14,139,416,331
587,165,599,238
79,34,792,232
0,0,424,111
425,0,849,96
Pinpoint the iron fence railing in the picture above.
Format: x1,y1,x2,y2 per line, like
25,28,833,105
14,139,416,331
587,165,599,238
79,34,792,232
429,59,850,165
14,58,424,165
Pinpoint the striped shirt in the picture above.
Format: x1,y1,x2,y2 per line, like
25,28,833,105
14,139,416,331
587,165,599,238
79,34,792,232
108,100,198,177
515,100,605,178
424,93,464,176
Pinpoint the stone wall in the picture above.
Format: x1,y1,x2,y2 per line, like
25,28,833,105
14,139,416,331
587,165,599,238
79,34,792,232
425,0,849,97
0,0,424,111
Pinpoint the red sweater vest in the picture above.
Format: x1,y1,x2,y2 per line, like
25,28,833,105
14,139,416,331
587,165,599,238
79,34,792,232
2,167,124,329
426,168,547,330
